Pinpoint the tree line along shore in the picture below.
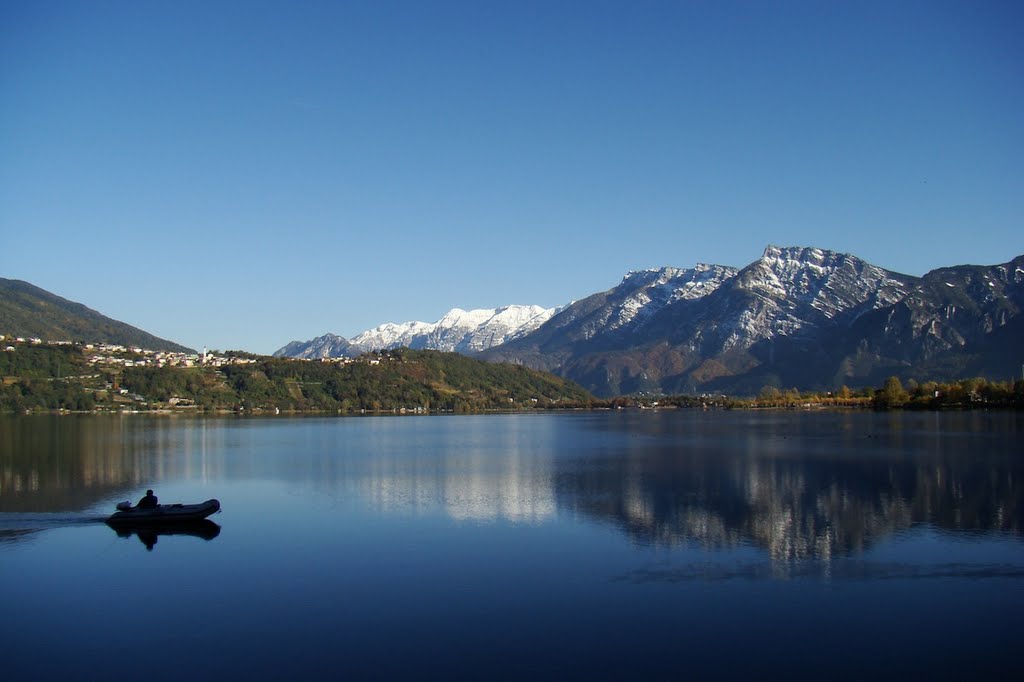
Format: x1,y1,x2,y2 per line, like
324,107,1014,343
1,341,1022,414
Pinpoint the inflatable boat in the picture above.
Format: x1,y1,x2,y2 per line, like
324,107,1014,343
107,498,221,524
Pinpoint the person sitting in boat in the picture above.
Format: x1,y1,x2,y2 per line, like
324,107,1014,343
137,489,159,509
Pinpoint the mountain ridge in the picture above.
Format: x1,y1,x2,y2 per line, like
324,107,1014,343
6,246,1021,399
277,245,1023,397
275,304,558,359
0,278,194,354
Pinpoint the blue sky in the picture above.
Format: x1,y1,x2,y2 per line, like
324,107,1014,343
2,0,1022,354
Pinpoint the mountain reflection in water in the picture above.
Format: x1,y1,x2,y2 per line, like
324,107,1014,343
1,412,1020,565
561,411,1022,563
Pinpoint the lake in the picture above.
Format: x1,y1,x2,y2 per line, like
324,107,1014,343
1,410,1022,680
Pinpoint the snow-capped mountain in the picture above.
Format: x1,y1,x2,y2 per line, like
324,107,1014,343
655,245,917,354
484,246,909,368
480,263,738,374
351,304,557,353
610,264,740,329
273,334,354,360
276,246,1024,396
484,246,1023,396
275,305,557,359
841,253,1024,370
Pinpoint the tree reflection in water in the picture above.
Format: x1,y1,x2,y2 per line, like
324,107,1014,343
0,411,1019,568
558,410,1023,571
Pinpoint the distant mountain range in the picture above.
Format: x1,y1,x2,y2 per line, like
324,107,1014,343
278,246,1024,397
275,305,558,360
5,245,1022,398
0,278,194,354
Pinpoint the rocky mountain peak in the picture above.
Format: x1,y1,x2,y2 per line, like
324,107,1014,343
276,247,1023,398
739,246,914,323
273,333,352,360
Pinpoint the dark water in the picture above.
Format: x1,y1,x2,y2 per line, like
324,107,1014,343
1,411,1022,681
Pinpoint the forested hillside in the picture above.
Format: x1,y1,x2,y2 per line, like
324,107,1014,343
0,278,193,353
0,344,595,413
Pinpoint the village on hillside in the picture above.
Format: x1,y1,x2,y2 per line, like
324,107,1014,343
0,334,373,369
1,334,259,368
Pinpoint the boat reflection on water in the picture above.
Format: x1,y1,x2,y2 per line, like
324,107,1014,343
105,519,221,551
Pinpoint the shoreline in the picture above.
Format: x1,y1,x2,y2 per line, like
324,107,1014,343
4,403,1020,417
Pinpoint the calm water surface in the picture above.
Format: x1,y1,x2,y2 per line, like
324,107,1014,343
1,411,1022,680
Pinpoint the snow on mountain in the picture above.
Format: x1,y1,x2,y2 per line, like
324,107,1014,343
612,264,739,332
276,305,558,359
272,333,353,359
276,246,1023,397
350,304,557,354
522,263,739,350
710,245,916,350
754,245,910,318
483,245,944,396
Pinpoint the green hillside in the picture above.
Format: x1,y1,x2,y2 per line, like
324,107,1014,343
0,278,193,353
0,344,597,413
129,348,597,412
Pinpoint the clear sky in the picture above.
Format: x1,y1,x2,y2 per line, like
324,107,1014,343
2,0,1022,355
